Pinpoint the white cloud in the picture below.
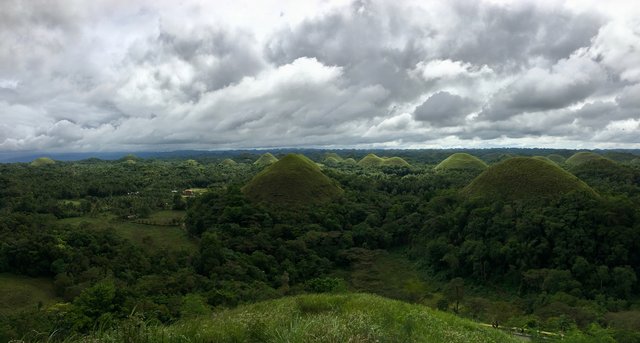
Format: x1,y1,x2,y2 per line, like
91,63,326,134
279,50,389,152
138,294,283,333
1,0,640,151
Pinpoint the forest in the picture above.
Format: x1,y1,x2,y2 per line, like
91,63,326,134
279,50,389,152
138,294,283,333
1,149,640,342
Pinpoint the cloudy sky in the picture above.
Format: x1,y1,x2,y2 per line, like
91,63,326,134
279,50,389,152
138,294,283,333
0,0,639,152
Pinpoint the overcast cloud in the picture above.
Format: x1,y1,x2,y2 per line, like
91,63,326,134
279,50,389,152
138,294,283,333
0,0,639,151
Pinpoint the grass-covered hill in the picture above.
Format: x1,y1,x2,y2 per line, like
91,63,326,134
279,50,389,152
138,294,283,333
242,154,343,207
435,153,487,171
30,157,55,166
323,152,343,162
569,157,635,194
565,152,608,167
343,157,357,164
253,152,278,166
88,293,520,343
532,155,557,165
358,153,410,167
547,154,566,164
463,157,597,201
220,158,238,166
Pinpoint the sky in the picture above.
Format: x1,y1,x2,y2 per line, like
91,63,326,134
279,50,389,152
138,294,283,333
0,0,639,152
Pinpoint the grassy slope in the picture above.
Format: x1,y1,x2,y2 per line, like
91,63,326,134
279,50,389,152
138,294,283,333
0,274,59,314
254,153,278,166
565,152,607,167
91,293,520,343
435,153,487,171
323,153,344,162
383,156,411,167
242,154,343,207
358,154,410,167
547,154,566,164
532,156,557,165
30,157,55,167
463,157,597,201
57,211,195,252
358,154,384,167
221,158,238,166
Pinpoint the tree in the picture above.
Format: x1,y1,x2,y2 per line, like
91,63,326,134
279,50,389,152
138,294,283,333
445,277,465,313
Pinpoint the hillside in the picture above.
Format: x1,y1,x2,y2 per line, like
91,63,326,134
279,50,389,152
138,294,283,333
463,157,597,201
531,156,556,165
0,274,59,314
30,157,55,166
242,154,343,207
435,153,487,171
220,158,238,166
254,153,278,166
343,158,357,164
546,154,566,164
358,154,410,167
323,152,344,162
565,152,608,167
89,293,520,343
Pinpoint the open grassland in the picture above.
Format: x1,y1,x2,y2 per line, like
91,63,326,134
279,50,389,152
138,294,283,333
57,211,195,252
0,274,58,314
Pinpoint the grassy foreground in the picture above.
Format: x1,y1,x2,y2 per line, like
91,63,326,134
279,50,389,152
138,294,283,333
79,293,519,343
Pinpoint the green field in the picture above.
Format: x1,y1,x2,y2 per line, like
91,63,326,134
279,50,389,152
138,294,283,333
57,211,196,251
0,274,58,314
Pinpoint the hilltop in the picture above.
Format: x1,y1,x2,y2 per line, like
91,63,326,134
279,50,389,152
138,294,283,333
29,157,55,167
242,154,343,207
435,153,487,171
358,154,410,167
531,156,556,165
463,157,596,201
253,153,278,166
87,293,520,343
220,158,238,166
565,152,608,167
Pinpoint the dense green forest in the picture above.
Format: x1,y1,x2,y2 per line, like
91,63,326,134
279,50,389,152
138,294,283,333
1,149,640,342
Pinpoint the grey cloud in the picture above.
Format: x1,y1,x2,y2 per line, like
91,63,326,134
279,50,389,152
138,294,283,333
574,100,639,129
617,84,640,109
413,91,475,127
0,0,638,151
479,55,607,121
265,0,427,100
156,27,265,95
445,1,603,69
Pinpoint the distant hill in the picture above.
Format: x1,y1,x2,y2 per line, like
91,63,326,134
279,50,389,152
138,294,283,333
30,157,55,166
242,154,343,207
343,158,357,164
569,158,633,193
546,154,566,164
463,157,596,201
435,153,487,171
220,158,237,166
358,153,410,167
323,152,343,162
253,153,278,166
566,152,609,167
85,293,520,343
